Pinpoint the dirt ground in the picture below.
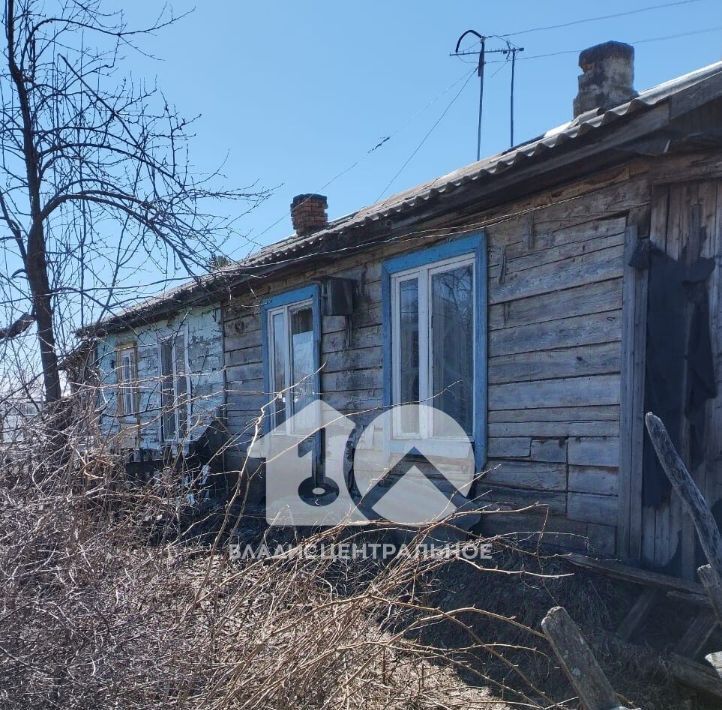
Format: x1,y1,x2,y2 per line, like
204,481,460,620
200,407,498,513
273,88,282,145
220,504,722,709
406,543,721,709
268,519,718,710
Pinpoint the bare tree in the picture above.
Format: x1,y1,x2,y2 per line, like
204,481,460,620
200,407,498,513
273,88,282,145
0,0,266,402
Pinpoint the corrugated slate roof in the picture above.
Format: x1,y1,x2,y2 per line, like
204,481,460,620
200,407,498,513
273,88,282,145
88,59,722,334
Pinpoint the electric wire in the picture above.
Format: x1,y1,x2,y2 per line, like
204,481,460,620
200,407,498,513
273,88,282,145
245,1,719,250
375,67,478,201
498,0,708,38
237,66,480,252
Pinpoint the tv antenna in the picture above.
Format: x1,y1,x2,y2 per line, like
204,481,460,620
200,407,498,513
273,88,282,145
451,31,524,159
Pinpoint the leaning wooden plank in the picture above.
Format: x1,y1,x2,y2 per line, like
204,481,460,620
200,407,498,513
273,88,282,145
698,564,722,627
565,553,705,596
541,606,621,710
644,413,722,580
667,589,714,608
616,588,658,642
668,653,722,700
676,609,718,658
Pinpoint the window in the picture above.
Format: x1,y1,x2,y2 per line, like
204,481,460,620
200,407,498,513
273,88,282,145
262,286,320,432
383,234,487,464
159,331,190,441
116,344,138,417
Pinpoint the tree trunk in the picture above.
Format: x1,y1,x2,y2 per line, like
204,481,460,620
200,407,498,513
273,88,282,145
26,221,61,402
6,0,61,403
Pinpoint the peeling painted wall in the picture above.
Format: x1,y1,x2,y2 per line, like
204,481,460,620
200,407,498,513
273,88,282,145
96,304,225,451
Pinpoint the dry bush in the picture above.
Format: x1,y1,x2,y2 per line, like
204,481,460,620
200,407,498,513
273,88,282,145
0,399,566,709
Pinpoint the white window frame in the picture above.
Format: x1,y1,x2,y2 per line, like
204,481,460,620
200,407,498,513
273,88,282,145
267,298,314,434
158,328,191,442
116,343,138,418
390,252,476,441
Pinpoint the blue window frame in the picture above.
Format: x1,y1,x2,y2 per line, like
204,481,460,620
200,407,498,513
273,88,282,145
381,233,487,470
261,284,321,433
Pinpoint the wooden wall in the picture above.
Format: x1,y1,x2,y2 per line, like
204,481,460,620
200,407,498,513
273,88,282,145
97,304,225,452
223,163,654,553
640,178,722,576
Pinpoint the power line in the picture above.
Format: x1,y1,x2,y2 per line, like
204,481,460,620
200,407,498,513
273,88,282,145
483,24,722,64
237,66,478,251
239,3,718,252
375,68,477,201
497,0,707,38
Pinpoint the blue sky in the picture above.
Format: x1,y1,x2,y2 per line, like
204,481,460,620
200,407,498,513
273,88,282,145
122,0,722,260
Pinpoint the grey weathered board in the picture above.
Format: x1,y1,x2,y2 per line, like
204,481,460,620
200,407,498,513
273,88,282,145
640,181,722,577
541,606,623,710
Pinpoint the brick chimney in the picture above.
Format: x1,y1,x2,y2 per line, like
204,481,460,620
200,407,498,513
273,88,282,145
291,194,328,236
573,41,637,118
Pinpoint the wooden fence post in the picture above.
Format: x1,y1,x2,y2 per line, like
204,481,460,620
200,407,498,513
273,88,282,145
644,413,722,583
541,606,624,710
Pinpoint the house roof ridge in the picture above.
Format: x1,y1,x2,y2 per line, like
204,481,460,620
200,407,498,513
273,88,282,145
82,58,722,335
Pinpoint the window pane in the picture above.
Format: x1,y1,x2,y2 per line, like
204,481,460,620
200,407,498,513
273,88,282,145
398,278,419,433
122,353,134,415
175,334,188,437
271,311,287,427
160,339,176,439
431,265,474,436
290,306,314,416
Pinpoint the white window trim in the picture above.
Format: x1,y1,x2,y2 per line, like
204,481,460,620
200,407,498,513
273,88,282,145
390,252,476,442
267,298,313,434
116,343,138,418
158,327,191,443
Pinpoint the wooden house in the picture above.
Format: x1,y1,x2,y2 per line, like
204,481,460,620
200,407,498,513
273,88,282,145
85,42,722,576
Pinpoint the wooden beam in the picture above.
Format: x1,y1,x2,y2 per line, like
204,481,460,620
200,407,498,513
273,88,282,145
676,610,717,658
617,588,658,642
669,653,722,700
698,564,722,627
644,413,722,580
541,606,622,710
565,552,705,596
667,589,713,608
618,223,647,562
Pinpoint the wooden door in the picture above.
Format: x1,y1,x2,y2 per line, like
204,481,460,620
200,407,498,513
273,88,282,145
640,180,722,577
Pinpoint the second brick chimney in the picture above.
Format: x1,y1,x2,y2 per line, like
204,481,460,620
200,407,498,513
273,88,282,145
291,194,328,236
573,41,637,118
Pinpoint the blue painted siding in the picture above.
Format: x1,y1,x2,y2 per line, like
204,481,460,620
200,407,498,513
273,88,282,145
96,304,225,450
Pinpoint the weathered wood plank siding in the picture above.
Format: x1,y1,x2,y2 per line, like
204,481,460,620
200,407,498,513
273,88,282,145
223,164,650,553
97,305,225,450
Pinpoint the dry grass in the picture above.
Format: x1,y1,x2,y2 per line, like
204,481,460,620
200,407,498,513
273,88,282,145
1,398,714,709
0,401,552,709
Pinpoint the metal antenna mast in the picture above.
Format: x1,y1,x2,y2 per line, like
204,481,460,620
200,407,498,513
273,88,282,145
451,32,524,158
506,44,523,147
